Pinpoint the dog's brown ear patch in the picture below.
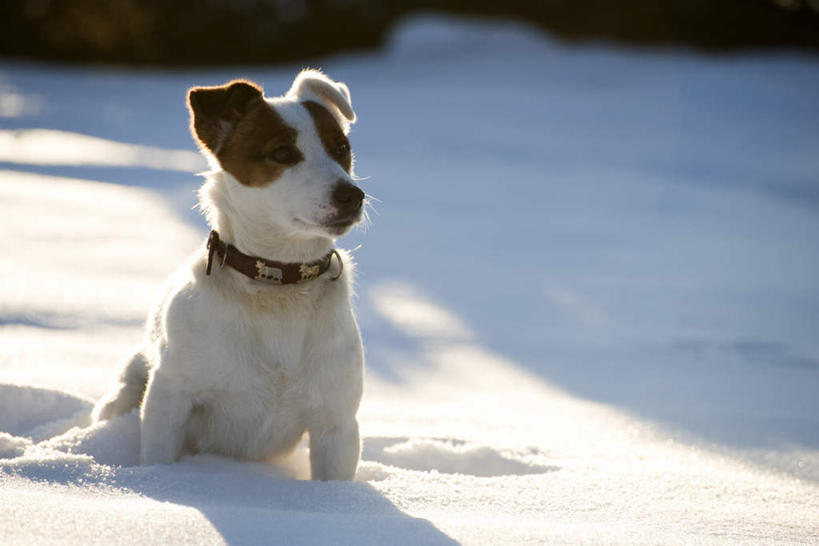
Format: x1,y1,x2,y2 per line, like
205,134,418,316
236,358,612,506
188,80,264,153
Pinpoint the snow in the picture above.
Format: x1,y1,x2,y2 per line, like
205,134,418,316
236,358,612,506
0,128,203,171
2,14,819,544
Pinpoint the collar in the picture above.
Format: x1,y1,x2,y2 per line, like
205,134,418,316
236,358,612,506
205,230,342,284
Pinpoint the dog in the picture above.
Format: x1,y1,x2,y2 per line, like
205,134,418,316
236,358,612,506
93,70,366,481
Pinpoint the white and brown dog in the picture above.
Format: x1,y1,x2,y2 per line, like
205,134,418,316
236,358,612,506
93,70,366,481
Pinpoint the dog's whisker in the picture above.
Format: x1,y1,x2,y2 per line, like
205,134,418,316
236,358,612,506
357,210,372,233
362,197,380,223
362,194,381,223
354,199,375,233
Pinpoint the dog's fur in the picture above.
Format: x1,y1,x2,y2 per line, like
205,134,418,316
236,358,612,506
93,70,365,481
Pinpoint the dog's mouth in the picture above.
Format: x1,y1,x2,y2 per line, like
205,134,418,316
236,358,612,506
324,214,359,229
295,212,361,233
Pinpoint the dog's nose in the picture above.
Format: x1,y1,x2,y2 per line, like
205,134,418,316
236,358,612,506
332,181,365,214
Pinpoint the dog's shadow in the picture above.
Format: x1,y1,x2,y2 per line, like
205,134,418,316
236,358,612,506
0,384,458,545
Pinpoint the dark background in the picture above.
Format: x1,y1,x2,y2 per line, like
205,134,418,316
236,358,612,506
1,0,819,66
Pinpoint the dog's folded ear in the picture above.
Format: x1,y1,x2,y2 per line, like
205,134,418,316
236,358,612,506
287,69,356,133
188,79,264,153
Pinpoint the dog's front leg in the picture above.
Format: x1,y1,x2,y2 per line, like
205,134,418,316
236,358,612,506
139,375,191,466
308,418,360,481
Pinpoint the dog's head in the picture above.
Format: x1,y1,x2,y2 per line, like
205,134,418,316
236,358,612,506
188,70,363,237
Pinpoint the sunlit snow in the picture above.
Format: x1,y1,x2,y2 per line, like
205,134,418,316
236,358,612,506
1,15,818,545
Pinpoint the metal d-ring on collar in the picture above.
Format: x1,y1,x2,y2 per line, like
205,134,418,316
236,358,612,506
205,230,341,285
330,249,343,281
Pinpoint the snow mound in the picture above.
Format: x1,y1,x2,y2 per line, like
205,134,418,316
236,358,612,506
0,433,32,459
0,384,92,440
363,437,556,477
0,383,138,470
42,411,141,466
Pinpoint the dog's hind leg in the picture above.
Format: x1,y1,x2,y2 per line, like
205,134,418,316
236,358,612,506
93,350,150,422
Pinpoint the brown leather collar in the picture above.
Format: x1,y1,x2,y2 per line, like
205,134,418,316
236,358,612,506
205,230,341,284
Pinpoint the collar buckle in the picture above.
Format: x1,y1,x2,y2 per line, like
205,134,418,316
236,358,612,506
205,230,220,276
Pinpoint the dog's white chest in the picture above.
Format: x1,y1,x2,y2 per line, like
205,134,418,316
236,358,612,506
187,377,307,460
185,312,314,458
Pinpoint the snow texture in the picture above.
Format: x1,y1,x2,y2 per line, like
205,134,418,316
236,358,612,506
1,14,818,545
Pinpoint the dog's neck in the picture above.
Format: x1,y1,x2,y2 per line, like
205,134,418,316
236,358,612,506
199,171,334,265
215,214,333,264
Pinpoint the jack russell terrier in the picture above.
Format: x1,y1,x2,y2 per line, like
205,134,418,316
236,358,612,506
94,70,366,481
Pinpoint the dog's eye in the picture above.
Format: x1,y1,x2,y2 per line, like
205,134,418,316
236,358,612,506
334,140,350,157
268,145,300,164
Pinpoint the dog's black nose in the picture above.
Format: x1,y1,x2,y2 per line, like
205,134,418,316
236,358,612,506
332,181,365,214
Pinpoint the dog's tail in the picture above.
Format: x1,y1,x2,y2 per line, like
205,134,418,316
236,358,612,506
92,350,150,422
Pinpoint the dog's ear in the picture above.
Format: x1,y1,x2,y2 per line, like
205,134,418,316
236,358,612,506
188,79,264,153
287,69,355,133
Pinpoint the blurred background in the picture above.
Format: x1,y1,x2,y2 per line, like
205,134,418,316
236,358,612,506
2,0,819,66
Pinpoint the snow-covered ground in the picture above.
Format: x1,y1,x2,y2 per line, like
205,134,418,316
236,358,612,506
2,15,818,544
